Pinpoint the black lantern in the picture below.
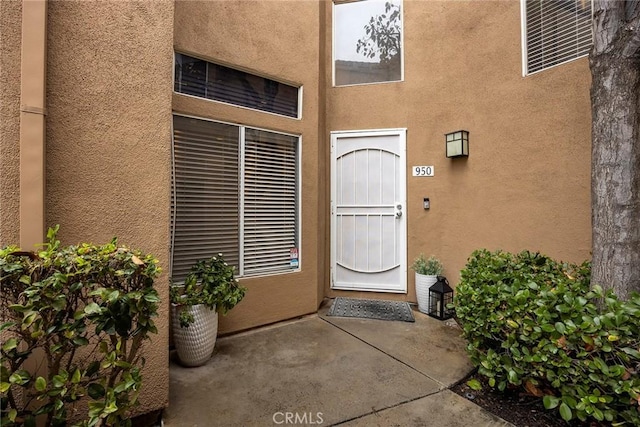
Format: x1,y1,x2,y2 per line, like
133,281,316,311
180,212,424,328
445,130,469,158
428,276,454,320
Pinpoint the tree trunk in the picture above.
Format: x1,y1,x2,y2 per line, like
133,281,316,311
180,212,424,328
590,0,640,301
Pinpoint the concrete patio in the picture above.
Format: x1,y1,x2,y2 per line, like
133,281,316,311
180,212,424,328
163,300,514,426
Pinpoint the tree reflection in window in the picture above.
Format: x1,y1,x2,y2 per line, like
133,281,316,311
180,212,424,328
334,0,402,86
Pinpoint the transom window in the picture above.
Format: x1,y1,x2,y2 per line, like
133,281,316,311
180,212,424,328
522,0,592,75
171,115,300,281
333,0,403,86
174,53,301,118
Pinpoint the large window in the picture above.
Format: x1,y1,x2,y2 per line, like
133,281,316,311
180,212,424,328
174,53,301,118
171,115,300,281
333,0,403,86
522,0,592,75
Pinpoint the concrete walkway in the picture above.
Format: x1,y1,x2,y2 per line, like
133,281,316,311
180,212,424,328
163,301,514,426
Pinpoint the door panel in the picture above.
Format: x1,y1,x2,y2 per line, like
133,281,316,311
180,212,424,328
331,130,407,293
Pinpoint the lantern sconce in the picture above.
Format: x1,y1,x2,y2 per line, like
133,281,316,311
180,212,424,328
428,276,454,320
445,130,469,158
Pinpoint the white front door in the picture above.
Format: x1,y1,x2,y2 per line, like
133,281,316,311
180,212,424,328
331,129,407,293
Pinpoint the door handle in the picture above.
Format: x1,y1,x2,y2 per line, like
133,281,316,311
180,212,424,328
395,203,402,219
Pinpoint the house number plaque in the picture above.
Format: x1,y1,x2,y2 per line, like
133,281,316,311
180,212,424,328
412,166,434,177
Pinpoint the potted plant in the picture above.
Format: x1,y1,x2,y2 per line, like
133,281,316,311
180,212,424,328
170,253,246,367
410,253,443,314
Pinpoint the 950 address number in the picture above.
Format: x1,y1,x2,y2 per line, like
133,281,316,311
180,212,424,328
412,166,434,177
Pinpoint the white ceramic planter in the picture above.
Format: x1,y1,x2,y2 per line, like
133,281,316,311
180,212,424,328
415,273,438,314
171,303,218,367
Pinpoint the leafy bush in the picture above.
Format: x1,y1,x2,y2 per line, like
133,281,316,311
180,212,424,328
170,253,246,328
0,226,161,427
454,249,640,425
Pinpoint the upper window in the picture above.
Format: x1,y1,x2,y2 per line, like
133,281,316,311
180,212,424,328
171,115,300,281
174,53,300,118
333,0,403,86
523,0,592,75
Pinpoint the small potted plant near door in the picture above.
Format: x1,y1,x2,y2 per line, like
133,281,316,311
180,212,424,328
170,253,247,367
411,253,443,314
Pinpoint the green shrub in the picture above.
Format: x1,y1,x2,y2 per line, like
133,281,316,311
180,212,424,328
454,249,640,425
0,226,161,427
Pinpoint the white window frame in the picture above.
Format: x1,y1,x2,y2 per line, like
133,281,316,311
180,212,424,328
332,0,405,87
170,113,302,281
521,0,593,76
173,52,303,120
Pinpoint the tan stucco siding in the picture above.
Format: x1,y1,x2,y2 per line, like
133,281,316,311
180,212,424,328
46,1,174,416
0,1,22,247
174,0,324,334
2,0,596,419
317,0,329,312
326,0,592,300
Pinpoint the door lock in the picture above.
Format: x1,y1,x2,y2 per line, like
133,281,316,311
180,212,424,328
395,203,403,218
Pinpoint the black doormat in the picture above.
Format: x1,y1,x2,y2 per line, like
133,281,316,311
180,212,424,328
327,297,415,323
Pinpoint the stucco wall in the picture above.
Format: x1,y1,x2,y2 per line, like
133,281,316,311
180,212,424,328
325,0,592,301
0,0,22,247
317,1,329,310
174,0,325,333
46,1,174,416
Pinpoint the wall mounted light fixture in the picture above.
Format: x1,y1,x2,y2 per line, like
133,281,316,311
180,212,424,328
445,130,469,158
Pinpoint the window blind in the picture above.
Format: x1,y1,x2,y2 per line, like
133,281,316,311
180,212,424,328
525,0,592,74
172,116,240,283
171,115,300,281
243,129,299,275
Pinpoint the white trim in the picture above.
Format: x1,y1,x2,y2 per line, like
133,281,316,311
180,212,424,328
172,50,177,91
331,128,407,137
296,134,302,272
174,92,302,121
334,79,404,89
520,0,528,77
298,86,304,120
172,113,301,139
169,108,177,280
331,1,336,88
238,126,246,276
